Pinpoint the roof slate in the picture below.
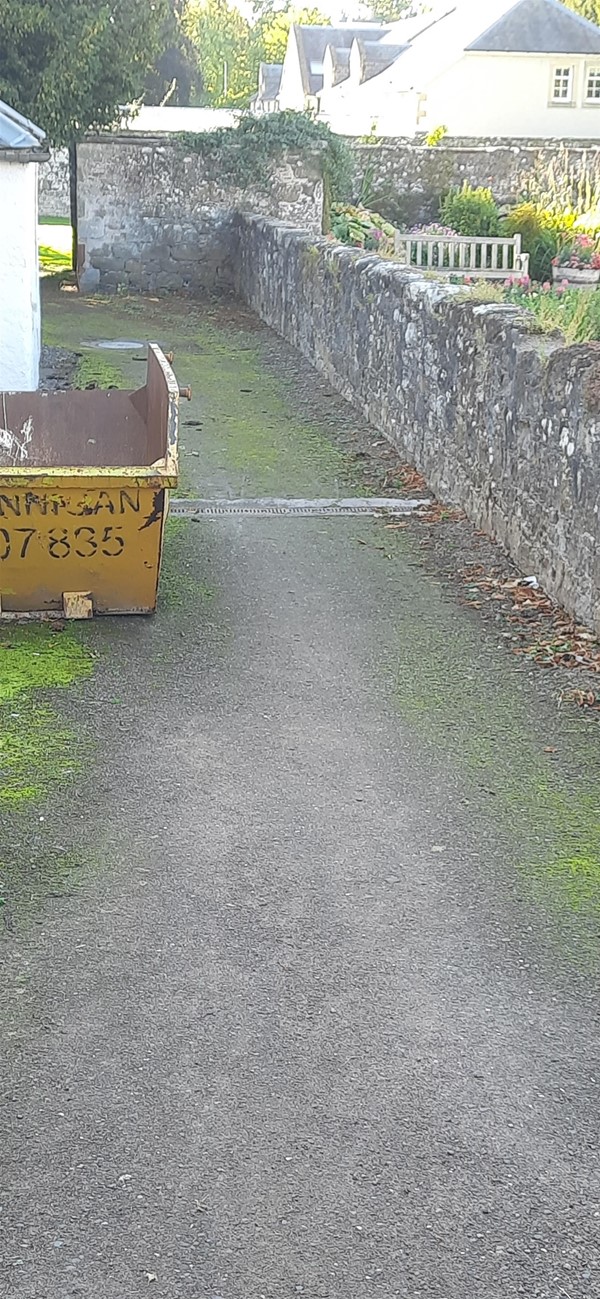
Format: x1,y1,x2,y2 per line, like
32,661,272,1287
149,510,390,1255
0,98,45,150
468,0,600,54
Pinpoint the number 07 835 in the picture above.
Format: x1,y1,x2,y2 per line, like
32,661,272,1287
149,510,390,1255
0,525,126,561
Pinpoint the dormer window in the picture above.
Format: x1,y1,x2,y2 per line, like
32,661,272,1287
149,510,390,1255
552,66,573,102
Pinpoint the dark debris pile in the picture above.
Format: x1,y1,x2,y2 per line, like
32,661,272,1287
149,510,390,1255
459,565,600,710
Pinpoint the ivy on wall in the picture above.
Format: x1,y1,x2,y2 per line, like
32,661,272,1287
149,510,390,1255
179,111,352,225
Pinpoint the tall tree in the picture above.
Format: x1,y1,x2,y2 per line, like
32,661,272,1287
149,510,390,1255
185,0,331,108
144,2,203,105
258,7,330,65
367,0,412,20
564,0,600,20
184,0,256,106
0,0,171,146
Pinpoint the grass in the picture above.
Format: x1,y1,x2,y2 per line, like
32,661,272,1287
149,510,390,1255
391,608,600,943
158,517,215,610
39,221,72,276
0,627,94,807
73,353,126,389
505,281,600,344
39,244,72,273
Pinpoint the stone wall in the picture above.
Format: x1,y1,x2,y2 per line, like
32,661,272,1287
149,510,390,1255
350,137,600,228
40,133,600,236
77,135,323,293
38,148,70,219
236,215,600,634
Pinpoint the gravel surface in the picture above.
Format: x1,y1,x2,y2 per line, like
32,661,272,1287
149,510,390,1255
1,290,599,1299
39,344,77,392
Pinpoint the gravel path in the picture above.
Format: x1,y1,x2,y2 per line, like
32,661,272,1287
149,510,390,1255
1,291,599,1299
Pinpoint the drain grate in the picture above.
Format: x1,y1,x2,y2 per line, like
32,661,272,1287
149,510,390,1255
169,496,430,519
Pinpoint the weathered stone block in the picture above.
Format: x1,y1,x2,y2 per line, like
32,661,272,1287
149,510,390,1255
154,271,184,290
91,255,126,272
170,245,201,262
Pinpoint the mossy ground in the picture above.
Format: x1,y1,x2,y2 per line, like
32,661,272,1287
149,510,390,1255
390,569,600,930
73,354,126,389
0,628,94,807
41,284,359,498
0,628,95,921
39,283,600,952
159,516,214,610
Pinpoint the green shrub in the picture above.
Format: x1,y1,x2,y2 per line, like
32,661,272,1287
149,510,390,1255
521,143,600,223
439,184,500,237
330,204,395,253
501,201,574,282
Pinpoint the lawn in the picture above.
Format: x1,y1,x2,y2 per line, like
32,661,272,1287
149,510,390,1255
39,219,72,275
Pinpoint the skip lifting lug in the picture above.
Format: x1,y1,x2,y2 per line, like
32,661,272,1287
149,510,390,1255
164,352,191,401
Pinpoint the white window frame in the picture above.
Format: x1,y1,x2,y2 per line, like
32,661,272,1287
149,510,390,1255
585,65,600,101
551,65,574,104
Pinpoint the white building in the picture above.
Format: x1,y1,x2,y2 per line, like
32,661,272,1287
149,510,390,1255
277,23,387,115
252,63,284,114
0,99,47,391
120,105,238,132
266,0,600,139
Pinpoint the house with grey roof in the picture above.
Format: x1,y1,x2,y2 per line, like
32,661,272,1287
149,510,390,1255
278,23,389,114
0,99,48,391
252,62,284,115
274,0,600,139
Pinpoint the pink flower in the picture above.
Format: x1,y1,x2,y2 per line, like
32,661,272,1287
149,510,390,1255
542,281,551,291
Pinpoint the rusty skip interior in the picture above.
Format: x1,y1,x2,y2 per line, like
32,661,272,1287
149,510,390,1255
0,345,176,472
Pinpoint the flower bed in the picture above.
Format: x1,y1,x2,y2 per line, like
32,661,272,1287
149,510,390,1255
552,234,600,287
504,277,600,343
330,204,395,254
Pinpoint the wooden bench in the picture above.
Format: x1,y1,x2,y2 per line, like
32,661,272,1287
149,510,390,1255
394,232,529,280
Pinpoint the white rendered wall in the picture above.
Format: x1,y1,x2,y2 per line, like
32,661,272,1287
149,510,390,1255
423,53,600,140
0,158,40,391
278,36,308,110
319,51,600,139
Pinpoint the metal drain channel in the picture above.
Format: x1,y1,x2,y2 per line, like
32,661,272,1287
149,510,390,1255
170,497,431,519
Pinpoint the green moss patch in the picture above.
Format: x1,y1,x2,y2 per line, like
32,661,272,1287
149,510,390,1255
73,353,126,390
0,628,93,807
0,707,79,807
174,335,355,497
159,517,214,611
392,581,600,927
